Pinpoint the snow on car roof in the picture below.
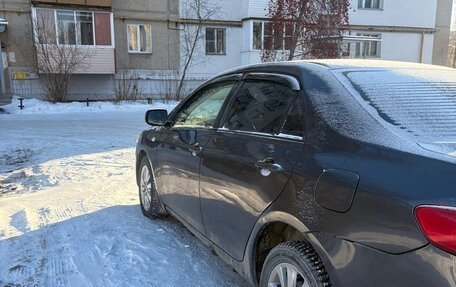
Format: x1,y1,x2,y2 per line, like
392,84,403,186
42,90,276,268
304,59,454,71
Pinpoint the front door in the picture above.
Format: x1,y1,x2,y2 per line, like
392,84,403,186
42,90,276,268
155,80,237,233
199,77,305,260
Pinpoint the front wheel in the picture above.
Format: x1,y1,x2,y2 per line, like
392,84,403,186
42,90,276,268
260,241,331,287
138,157,167,219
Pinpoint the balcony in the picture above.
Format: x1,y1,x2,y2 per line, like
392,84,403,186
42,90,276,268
32,7,115,74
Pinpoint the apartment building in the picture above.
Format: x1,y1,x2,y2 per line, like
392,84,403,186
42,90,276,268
0,0,179,102
184,0,454,81
0,0,453,103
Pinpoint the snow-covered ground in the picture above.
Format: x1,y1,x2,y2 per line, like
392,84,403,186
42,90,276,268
0,99,247,287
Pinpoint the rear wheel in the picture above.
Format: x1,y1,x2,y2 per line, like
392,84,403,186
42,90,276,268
260,241,331,287
138,156,167,219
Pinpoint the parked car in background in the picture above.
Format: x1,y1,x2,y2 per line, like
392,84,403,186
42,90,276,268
136,60,456,287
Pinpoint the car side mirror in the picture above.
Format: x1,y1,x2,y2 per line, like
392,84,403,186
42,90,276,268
145,109,168,126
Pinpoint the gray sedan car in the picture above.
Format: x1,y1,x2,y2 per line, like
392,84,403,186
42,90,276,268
136,60,456,287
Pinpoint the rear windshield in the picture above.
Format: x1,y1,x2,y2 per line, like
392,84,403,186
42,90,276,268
339,68,456,144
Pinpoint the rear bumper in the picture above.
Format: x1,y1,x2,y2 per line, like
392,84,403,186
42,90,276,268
311,233,456,287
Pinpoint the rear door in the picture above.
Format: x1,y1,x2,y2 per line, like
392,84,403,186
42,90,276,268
199,73,305,260
154,78,238,234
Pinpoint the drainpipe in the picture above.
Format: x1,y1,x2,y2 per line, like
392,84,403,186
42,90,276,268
419,31,425,63
0,37,6,98
453,43,456,68
453,49,456,68
0,18,7,98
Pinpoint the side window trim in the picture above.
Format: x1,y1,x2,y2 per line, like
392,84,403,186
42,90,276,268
216,128,303,142
243,73,301,91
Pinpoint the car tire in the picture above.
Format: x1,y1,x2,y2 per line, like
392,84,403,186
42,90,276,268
259,241,331,287
138,156,167,219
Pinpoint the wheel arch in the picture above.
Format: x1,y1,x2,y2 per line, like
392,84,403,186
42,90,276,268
245,211,309,285
245,211,332,286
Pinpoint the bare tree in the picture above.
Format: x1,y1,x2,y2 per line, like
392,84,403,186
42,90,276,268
177,0,221,99
114,71,143,103
15,12,92,102
262,0,350,62
449,31,456,68
154,73,180,102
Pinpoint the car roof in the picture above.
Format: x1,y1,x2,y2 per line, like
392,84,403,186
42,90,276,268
301,59,454,71
219,59,454,77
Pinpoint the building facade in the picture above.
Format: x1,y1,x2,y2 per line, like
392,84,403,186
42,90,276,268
0,0,180,102
185,0,454,80
0,0,453,103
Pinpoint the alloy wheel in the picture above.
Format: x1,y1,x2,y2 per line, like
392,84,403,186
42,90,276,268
267,263,309,287
140,165,152,211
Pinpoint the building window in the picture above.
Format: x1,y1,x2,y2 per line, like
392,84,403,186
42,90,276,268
35,9,56,44
57,10,76,45
358,0,382,9
76,12,94,45
264,22,273,50
253,22,263,50
284,24,293,50
94,13,112,46
128,24,152,53
206,28,226,55
252,21,295,51
355,34,381,58
34,8,112,47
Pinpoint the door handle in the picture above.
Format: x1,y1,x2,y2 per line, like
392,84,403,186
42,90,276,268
189,143,203,155
255,158,283,173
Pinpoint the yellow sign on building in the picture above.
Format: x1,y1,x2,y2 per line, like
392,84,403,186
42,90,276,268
12,71,30,80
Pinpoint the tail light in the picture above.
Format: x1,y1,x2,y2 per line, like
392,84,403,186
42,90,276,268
415,205,456,255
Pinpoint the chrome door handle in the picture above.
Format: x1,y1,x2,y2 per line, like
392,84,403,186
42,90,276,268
255,158,283,173
189,143,203,156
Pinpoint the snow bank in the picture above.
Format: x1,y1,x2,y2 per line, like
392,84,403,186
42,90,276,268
2,97,178,115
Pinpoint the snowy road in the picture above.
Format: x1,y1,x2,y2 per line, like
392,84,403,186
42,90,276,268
0,107,247,287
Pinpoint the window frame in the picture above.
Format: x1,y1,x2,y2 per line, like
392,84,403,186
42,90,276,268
252,21,297,53
32,7,114,48
354,33,382,58
253,21,263,50
56,10,77,45
358,0,383,10
75,11,95,46
205,27,226,55
127,24,153,54
252,21,268,51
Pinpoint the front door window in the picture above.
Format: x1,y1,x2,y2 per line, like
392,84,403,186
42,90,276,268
174,81,236,128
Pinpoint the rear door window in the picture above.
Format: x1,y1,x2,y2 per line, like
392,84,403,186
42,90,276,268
280,96,304,138
222,81,297,134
